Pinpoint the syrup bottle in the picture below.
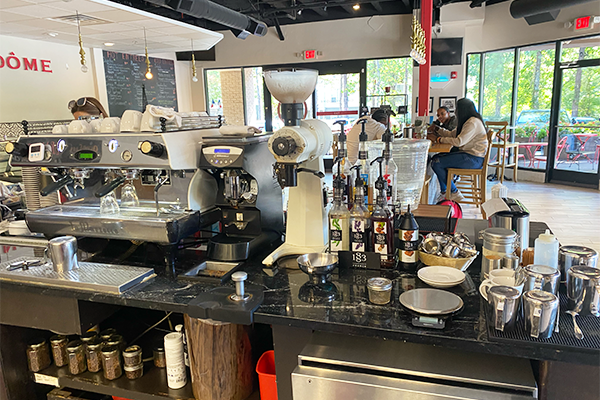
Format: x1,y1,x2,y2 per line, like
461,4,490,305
370,157,395,268
332,120,353,209
349,164,371,252
398,205,419,271
356,119,371,208
328,159,350,253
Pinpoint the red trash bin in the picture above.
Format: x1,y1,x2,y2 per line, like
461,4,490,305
256,350,278,400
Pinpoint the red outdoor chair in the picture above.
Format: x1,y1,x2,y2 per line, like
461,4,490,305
533,136,567,168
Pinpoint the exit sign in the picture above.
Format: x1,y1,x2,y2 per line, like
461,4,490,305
575,16,591,30
303,50,316,60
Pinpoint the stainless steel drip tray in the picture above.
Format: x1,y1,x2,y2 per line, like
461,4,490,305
25,203,205,244
0,257,155,294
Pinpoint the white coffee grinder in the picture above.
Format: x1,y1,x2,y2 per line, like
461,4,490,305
262,69,332,266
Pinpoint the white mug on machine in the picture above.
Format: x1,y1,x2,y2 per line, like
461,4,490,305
480,275,524,301
68,120,92,134
121,110,143,132
100,117,121,133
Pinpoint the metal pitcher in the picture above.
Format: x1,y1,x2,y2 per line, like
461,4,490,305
486,286,521,333
567,265,600,317
46,236,78,274
559,246,599,283
523,290,559,339
523,264,560,295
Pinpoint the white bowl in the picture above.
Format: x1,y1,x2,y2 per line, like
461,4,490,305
418,266,466,288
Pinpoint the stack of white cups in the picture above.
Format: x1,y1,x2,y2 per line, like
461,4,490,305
164,332,187,389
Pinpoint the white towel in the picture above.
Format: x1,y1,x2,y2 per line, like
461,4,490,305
146,105,182,127
219,125,262,136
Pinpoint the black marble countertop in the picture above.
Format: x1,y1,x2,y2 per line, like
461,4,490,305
1,220,598,365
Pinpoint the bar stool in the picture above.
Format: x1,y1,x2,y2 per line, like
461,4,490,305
446,130,496,217
486,121,518,183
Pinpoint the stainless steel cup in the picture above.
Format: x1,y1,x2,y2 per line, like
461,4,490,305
523,264,560,295
486,286,521,332
523,290,559,339
481,255,503,280
502,255,520,270
567,265,600,317
46,236,78,273
559,246,599,283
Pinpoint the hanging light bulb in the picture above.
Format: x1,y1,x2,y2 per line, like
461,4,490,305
144,28,153,80
191,39,198,82
76,11,87,73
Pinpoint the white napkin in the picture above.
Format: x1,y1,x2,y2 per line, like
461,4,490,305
219,125,262,136
146,105,182,127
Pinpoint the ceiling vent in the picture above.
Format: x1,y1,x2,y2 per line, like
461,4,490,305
48,14,111,26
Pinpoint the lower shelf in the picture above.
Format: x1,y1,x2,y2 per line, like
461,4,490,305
33,363,195,400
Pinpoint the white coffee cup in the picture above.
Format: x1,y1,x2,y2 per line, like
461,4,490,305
68,119,92,134
89,118,103,133
52,124,68,134
140,111,159,132
100,117,121,133
120,110,143,132
489,269,516,280
480,276,524,301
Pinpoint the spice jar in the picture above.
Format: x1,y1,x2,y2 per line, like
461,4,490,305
123,345,142,367
367,277,393,305
105,334,125,351
124,363,144,380
80,331,98,345
26,338,51,372
85,337,103,373
153,346,166,368
101,345,122,380
49,335,68,367
66,340,87,375
99,328,117,341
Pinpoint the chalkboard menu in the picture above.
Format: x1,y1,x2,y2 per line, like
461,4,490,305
103,50,178,118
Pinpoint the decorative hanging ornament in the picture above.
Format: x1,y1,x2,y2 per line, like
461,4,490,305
191,39,198,82
76,11,88,73
410,8,426,65
144,28,153,80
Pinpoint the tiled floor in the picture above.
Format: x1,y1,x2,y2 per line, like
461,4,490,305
460,181,600,252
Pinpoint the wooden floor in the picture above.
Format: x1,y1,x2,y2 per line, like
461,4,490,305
460,181,600,252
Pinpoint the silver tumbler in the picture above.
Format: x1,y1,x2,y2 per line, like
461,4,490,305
523,290,559,339
559,246,598,283
486,286,521,333
46,236,78,274
523,264,560,295
567,266,600,317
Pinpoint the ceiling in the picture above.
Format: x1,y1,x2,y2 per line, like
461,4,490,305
0,0,223,54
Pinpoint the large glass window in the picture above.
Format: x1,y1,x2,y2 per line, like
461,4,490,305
315,73,360,132
244,67,265,129
466,53,481,105
366,58,413,128
561,35,600,62
205,69,222,116
482,50,515,122
514,44,556,170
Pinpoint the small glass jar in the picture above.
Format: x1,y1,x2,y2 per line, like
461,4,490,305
85,337,103,373
124,363,144,380
153,346,166,368
367,277,393,305
66,340,87,375
80,331,98,345
101,345,122,380
106,334,126,352
26,338,51,372
123,345,142,367
99,328,117,341
49,335,68,367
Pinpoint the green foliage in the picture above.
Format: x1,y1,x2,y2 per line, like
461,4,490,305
206,70,222,104
482,50,515,121
366,58,413,120
515,123,549,140
466,54,481,104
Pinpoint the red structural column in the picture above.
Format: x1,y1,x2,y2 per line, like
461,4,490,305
418,0,433,116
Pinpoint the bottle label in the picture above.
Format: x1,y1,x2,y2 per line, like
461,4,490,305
329,218,343,251
400,229,418,242
373,221,388,256
358,150,368,160
399,249,417,263
351,220,367,252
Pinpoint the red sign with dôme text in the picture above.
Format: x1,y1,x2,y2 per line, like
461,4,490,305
0,52,52,73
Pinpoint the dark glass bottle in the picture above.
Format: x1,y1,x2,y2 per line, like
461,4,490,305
398,205,419,271
370,156,395,268
349,165,371,252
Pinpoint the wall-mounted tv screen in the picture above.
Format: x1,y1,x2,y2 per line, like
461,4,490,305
431,38,463,66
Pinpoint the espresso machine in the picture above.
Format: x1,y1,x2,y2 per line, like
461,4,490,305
198,134,284,261
6,125,222,276
261,69,333,266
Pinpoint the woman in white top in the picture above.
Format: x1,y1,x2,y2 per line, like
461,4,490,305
428,98,488,202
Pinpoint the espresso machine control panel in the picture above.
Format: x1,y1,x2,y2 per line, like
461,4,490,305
200,146,245,168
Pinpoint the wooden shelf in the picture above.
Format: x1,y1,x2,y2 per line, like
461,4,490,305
33,363,195,400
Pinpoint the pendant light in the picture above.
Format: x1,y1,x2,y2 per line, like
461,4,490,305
144,28,153,80
76,11,88,73
191,39,198,82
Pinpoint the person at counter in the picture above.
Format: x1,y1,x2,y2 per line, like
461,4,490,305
68,97,109,119
347,109,387,164
428,98,488,202
428,106,457,133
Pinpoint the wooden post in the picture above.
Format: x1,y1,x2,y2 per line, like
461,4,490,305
184,315,254,400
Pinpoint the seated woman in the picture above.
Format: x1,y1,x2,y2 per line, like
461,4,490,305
428,98,488,203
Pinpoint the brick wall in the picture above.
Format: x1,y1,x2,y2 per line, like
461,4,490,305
220,70,245,126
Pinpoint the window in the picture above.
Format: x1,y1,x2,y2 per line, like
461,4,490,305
205,69,222,116
366,57,413,128
481,50,515,122
466,54,481,106
561,34,600,62
244,67,265,129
